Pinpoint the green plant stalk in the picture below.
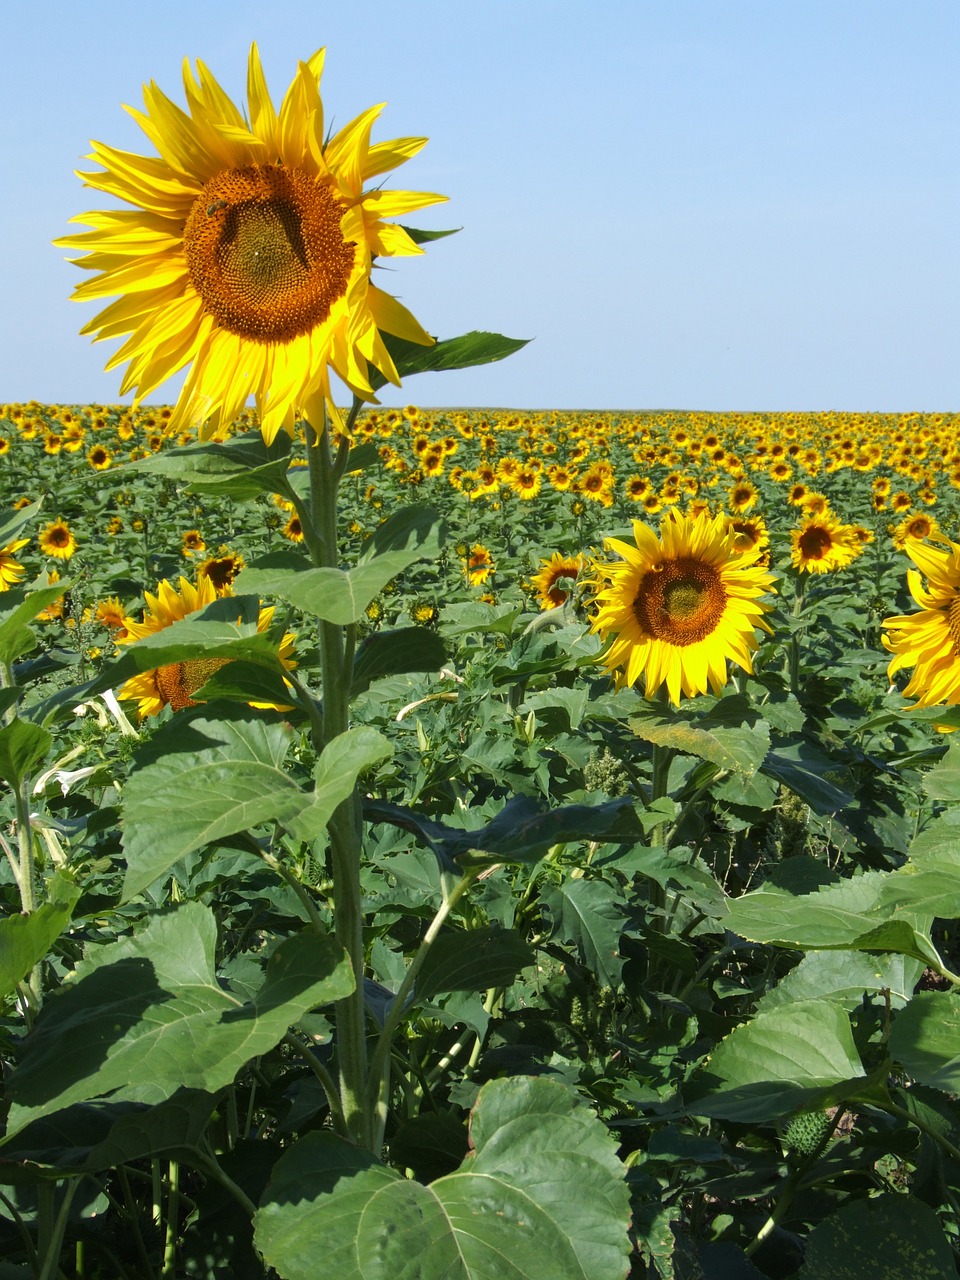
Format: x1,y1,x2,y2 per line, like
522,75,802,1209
787,573,806,694
365,869,480,1143
647,741,674,915
37,1178,80,1280
282,1031,346,1135
304,411,372,1149
160,1160,179,1280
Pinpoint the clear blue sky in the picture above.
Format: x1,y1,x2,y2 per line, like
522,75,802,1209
2,0,957,411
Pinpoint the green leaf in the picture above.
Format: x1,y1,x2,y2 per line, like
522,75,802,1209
0,718,52,789
192,660,298,709
3,902,353,1139
369,330,530,392
364,794,645,872
725,872,943,968
758,950,923,1014
0,500,43,549
235,506,443,626
547,878,626,986
0,875,80,1001
889,992,960,1092
416,927,535,1001
628,714,769,778
399,225,461,244
125,432,293,500
351,627,446,697
121,709,307,899
1,1090,221,1174
255,1076,631,1280
796,1193,958,1279
0,581,70,666
762,741,854,814
923,742,960,802
283,726,393,843
687,999,866,1122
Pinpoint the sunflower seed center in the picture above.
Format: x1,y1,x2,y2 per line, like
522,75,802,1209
634,557,727,646
184,164,356,343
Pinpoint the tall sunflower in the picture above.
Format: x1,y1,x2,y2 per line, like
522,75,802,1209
589,510,775,705
883,536,960,708
57,46,446,443
117,575,295,718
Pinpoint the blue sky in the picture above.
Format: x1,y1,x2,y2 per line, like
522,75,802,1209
2,0,957,411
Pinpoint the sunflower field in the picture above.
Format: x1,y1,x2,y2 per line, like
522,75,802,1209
3,41,960,1280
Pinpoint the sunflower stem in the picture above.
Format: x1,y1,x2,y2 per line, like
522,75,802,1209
304,408,372,1150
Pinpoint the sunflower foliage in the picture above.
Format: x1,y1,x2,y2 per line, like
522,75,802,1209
1,46,960,1280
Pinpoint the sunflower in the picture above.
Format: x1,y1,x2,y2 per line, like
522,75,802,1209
883,537,960,709
87,444,112,469
0,538,28,591
531,552,585,610
38,519,77,560
589,510,774,704
57,45,446,444
282,514,304,543
95,596,129,636
464,544,494,587
198,548,245,594
892,511,939,550
181,529,206,556
117,575,295,718
727,481,758,514
790,515,862,574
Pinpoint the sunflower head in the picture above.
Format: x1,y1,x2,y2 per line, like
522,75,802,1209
530,552,586,610
58,45,447,443
588,509,775,705
117,575,295,718
790,515,862,574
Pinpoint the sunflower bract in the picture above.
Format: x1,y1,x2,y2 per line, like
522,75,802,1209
589,508,775,705
56,45,446,444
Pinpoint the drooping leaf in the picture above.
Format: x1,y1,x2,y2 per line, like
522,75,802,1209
0,499,43,548
4,902,353,1139
364,793,645,872
255,1076,631,1280
762,741,854,814
687,999,866,1122
0,581,70,666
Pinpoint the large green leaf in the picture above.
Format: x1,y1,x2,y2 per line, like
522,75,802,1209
0,874,80,1001
725,871,943,968
0,717,52,789
255,1076,631,1280
889,991,960,1092
0,581,70,665
758,949,923,1014
547,878,626,986
235,506,443,626
629,714,770,778
365,794,645,872
283,726,393,843
121,710,307,899
124,432,293,500
3,902,353,1139
687,999,866,1122
0,500,43,548
796,1193,958,1280
761,741,854,814
416,927,535,1001
368,330,530,392
351,627,446,697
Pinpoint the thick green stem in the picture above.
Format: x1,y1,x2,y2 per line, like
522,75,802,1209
304,410,372,1149
787,574,806,694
